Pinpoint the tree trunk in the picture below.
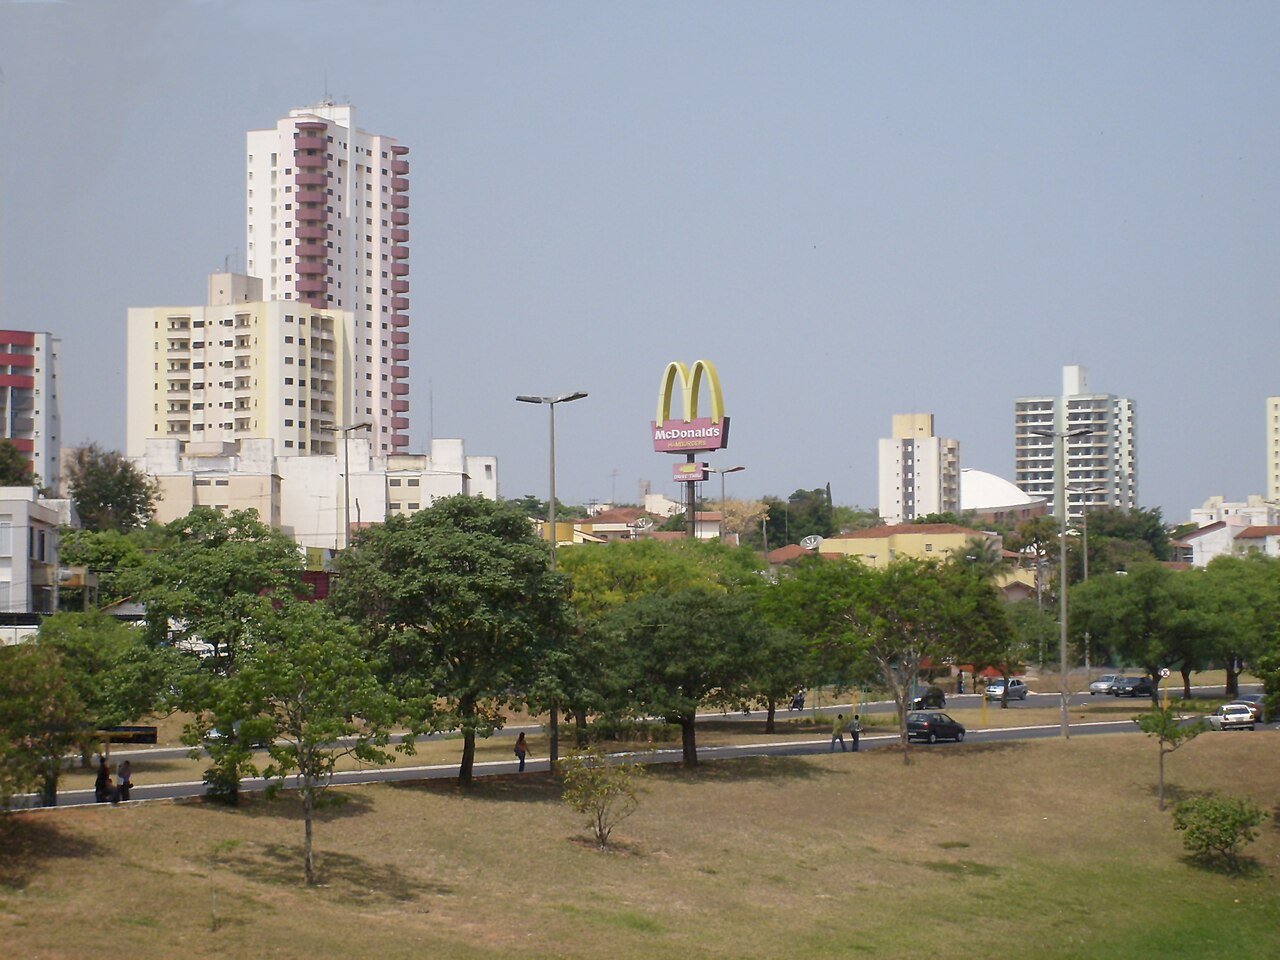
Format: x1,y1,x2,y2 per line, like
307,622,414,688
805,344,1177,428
1157,746,1166,811
40,761,59,807
1180,666,1192,701
897,703,911,766
303,784,316,885
680,715,698,767
574,709,588,748
458,695,477,786
765,699,776,734
1000,673,1010,710
1225,658,1240,699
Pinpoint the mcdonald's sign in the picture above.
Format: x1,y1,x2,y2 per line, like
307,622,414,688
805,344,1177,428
651,359,730,453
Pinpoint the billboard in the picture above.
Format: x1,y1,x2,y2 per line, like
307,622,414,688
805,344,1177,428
673,461,709,482
651,359,730,453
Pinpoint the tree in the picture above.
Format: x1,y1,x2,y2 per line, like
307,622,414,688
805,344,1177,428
760,489,836,549
1071,564,1197,705
1135,706,1206,810
64,443,160,533
1173,795,1268,872
229,600,396,884
57,525,172,608
37,610,173,759
830,505,882,534
0,644,85,807
719,497,769,541
605,588,763,766
139,507,304,801
560,748,645,850
332,495,571,786
1006,516,1058,608
1086,506,1170,562
0,439,34,487
1201,555,1280,698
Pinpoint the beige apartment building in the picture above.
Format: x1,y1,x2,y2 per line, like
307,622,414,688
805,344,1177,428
877,413,960,524
126,273,352,459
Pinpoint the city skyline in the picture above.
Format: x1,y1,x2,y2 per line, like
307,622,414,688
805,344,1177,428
2,3,1278,517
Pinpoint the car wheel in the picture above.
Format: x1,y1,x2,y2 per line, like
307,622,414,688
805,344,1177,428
956,730,965,742
928,732,937,744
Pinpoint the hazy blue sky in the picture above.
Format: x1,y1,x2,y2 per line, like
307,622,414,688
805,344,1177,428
2,1,1277,517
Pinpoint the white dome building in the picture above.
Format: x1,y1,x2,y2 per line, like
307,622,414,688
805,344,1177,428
960,469,1047,526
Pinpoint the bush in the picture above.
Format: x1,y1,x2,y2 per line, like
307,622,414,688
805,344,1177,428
586,717,679,744
1172,794,1268,872
560,749,644,850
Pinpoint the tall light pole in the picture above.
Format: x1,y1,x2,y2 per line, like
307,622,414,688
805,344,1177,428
326,422,371,550
708,465,744,538
1031,423,1093,738
516,390,587,767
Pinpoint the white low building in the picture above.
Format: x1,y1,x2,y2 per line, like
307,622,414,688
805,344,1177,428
136,437,497,549
0,487,77,614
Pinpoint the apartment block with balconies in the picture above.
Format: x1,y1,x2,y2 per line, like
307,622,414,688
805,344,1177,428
246,103,410,455
0,330,61,489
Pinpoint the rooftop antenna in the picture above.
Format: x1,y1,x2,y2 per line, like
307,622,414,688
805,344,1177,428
608,468,619,503
428,376,434,443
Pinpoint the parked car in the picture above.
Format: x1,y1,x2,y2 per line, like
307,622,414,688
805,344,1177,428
984,678,1028,701
1112,676,1154,698
1207,703,1256,731
911,686,947,710
1089,674,1121,695
1227,696,1266,724
906,711,966,743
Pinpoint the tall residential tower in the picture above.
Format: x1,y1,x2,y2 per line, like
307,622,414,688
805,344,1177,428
0,330,61,488
1268,396,1280,503
245,103,410,454
1014,365,1136,520
877,413,960,524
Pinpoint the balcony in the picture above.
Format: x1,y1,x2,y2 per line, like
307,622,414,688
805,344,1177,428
389,383,409,396
389,364,409,378
295,120,326,132
389,433,410,448
295,171,326,187
297,278,328,294
389,297,409,310
296,243,326,257
390,331,409,344
296,189,326,204
388,314,409,328
389,194,409,209
389,227,409,242
390,160,409,175
391,348,409,362
295,152,326,168
389,280,409,294
388,245,409,259
388,262,409,276
296,206,326,222
293,135,325,151
296,261,326,275
296,224,326,240
389,211,408,225
390,399,409,413
389,177,409,192
390,417,409,430
391,145,409,156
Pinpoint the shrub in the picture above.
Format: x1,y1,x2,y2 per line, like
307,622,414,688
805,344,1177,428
560,748,645,850
586,717,678,743
1172,794,1268,872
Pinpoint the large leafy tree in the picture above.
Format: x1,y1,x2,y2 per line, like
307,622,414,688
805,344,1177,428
761,488,836,549
138,507,303,800
224,599,396,884
1070,563,1200,704
58,524,174,607
1086,506,1170,562
604,588,763,765
1200,555,1280,698
332,495,572,786
64,443,160,533
0,644,85,807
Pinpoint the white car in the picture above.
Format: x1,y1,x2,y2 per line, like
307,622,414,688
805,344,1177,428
1089,674,1120,695
985,678,1029,701
1207,703,1255,731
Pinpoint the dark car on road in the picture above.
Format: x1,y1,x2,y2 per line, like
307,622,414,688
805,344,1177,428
1112,676,1154,698
910,686,947,710
906,711,966,743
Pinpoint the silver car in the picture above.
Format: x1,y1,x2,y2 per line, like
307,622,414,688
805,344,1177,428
1089,674,1120,695
984,678,1029,701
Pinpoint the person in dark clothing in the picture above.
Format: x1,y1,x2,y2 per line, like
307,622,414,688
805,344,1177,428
94,755,110,803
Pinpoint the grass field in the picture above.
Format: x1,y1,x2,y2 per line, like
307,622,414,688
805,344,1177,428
3,729,1277,959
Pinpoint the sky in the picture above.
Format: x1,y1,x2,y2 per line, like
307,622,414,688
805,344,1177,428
1,1,1278,518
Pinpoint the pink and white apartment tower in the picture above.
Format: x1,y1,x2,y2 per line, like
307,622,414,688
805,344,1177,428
0,330,60,488
246,103,411,455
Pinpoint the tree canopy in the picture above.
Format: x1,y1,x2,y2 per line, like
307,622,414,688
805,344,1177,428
0,439,34,487
64,443,159,533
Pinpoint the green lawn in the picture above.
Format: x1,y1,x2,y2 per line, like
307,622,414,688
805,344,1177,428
5,730,1276,959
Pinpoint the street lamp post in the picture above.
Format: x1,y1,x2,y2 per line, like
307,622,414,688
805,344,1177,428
1068,483,1106,678
708,465,744,538
326,422,371,550
1031,424,1093,738
516,391,587,768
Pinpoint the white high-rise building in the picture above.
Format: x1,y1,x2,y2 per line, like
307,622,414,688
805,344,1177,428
126,273,352,458
246,103,410,454
878,413,960,524
1267,396,1280,503
0,330,61,489
1014,365,1136,520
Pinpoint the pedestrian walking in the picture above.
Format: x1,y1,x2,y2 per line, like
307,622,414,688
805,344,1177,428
514,732,530,772
830,713,847,752
956,670,965,695
849,714,862,752
117,760,133,801
94,755,110,803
